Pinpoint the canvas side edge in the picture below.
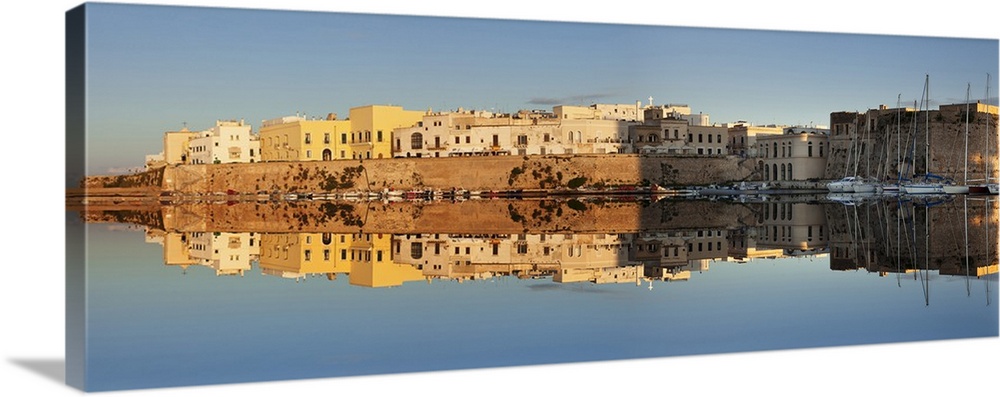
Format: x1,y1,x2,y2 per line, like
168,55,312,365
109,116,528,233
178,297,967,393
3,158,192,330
65,2,87,391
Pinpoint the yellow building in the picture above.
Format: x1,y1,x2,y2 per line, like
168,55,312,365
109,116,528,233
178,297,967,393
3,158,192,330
259,233,353,281
259,114,352,161
348,105,424,160
347,233,423,288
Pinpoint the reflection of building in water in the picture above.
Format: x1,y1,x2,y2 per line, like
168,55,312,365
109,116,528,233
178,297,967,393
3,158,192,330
758,202,829,257
258,233,421,288
389,233,642,284
635,230,725,281
825,197,998,278
145,229,199,271
148,231,260,276
348,233,422,288
555,234,637,284
258,233,352,281
727,227,783,264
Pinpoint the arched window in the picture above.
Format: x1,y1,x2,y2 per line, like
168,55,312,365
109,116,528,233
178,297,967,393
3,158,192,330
568,131,574,143
787,163,793,180
780,163,785,180
648,134,658,143
772,164,778,181
411,132,423,149
576,131,582,143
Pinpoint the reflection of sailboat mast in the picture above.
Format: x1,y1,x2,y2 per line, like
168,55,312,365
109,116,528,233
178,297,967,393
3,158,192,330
922,198,930,306
988,197,993,306
896,198,903,287
964,195,970,296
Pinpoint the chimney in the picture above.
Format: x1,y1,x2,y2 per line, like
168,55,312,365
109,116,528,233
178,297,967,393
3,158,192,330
327,113,337,120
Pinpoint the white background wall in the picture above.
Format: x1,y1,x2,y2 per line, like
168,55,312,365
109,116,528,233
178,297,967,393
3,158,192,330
5,2,998,397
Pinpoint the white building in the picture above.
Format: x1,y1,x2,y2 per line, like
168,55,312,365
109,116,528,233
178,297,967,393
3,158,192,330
186,232,260,276
189,119,260,164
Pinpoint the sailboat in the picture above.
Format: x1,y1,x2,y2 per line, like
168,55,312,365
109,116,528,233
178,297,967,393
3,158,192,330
827,131,858,193
942,83,972,194
902,75,946,195
851,112,878,193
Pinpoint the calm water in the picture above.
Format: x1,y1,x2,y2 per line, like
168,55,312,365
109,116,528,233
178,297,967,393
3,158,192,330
70,195,999,391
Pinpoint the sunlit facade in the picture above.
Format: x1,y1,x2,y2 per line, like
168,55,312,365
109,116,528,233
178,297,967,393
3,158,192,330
188,120,260,165
259,114,353,162
349,105,424,160
757,126,830,182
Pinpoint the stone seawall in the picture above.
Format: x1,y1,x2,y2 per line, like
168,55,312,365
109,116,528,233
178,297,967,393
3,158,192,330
158,154,755,194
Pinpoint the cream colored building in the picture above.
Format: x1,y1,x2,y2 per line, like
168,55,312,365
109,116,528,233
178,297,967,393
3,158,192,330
392,109,510,158
757,126,830,181
558,119,631,154
554,102,645,122
145,127,200,168
259,114,352,162
185,231,260,276
631,117,688,154
727,123,784,157
188,120,260,165
688,125,728,155
757,202,828,253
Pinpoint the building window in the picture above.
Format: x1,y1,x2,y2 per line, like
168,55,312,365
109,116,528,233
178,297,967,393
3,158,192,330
411,243,423,259
411,133,423,149
305,133,311,144
377,130,383,142
341,134,347,144
377,250,383,262
304,250,311,261
698,134,703,143
517,135,528,145
544,133,550,142
808,143,813,157
708,134,712,143
788,163,793,180
306,150,311,158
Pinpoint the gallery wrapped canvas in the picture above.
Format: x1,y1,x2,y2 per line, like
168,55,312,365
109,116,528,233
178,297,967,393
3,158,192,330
58,1,998,395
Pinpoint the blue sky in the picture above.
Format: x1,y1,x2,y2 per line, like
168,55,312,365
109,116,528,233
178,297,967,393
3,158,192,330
80,2,998,175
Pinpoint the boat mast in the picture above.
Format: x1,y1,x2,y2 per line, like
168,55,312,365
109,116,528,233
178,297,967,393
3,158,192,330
924,74,930,177
987,73,992,185
895,94,902,185
964,83,970,185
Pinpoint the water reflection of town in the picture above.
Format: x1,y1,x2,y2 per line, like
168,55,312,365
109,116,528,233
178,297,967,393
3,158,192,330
141,197,997,289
